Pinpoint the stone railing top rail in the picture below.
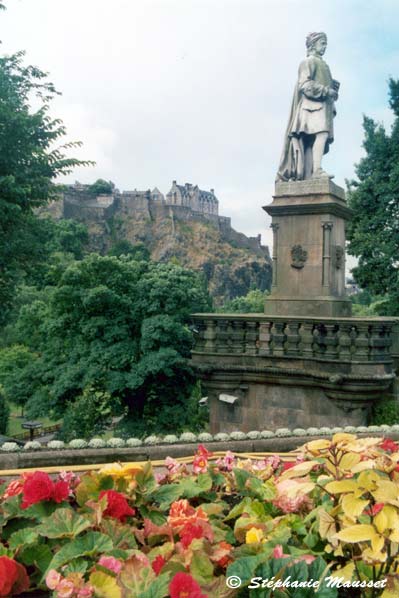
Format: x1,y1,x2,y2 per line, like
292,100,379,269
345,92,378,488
192,313,399,323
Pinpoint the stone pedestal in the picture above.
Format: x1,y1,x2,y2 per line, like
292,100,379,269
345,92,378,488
263,178,352,317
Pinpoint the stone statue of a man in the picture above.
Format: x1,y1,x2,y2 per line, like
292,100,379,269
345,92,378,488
276,32,339,181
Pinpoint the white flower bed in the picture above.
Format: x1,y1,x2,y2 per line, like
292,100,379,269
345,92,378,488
23,441,42,451
179,432,197,443
1,442,20,452
47,440,65,450
106,437,126,448
88,438,107,448
126,438,143,447
69,439,88,449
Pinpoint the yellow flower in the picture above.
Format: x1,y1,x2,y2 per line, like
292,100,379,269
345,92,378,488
245,527,265,544
99,462,142,480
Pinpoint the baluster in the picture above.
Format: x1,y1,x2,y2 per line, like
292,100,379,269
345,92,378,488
193,319,206,352
231,320,245,354
285,320,301,356
313,324,326,357
204,319,217,352
369,323,391,362
271,321,286,356
245,320,259,355
259,321,273,355
353,323,370,361
216,319,230,353
299,321,315,358
323,323,339,359
337,323,353,361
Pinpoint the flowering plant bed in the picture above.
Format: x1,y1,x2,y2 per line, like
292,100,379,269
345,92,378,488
1,434,399,597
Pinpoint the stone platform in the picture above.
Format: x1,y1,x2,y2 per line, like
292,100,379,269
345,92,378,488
264,178,352,317
191,313,399,433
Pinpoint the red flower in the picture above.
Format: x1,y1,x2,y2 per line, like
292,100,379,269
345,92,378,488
99,490,135,522
380,438,399,453
281,461,296,472
169,572,207,598
52,480,70,503
365,503,384,517
21,471,54,509
0,556,29,597
179,522,205,548
151,555,166,576
168,499,208,529
197,444,212,459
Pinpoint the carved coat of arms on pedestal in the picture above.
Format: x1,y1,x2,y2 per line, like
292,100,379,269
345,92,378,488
291,244,308,269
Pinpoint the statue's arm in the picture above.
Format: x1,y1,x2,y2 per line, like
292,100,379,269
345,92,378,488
297,59,330,101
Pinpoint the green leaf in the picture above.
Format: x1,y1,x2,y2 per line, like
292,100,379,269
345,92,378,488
8,527,39,551
63,558,89,576
138,572,170,598
36,508,91,538
190,551,214,584
149,484,182,509
139,506,167,527
19,544,53,575
233,468,252,492
100,519,137,549
227,554,270,586
44,531,113,576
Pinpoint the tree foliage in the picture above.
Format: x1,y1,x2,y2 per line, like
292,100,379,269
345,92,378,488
0,50,92,322
347,79,399,314
217,288,269,313
88,179,115,195
13,255,211,437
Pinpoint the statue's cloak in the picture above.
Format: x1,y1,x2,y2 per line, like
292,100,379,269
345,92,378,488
277,55,336,181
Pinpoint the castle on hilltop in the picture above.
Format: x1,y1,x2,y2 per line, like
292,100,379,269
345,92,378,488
166,181,218,215
63,180,219,217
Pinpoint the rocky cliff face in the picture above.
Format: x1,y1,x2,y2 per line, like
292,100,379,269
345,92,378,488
46,192,272,305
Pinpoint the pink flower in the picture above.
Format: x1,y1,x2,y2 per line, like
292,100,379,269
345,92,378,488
272,545,285,559
77,585,94,597
265,455,281,469
98,556,122,575
273,479,313,514
272,544,315,565
165,457,182,475
193,455,208,474
56,578,75,598
216,451,235,471
46,569,62,590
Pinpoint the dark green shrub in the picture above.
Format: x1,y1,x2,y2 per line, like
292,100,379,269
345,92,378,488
371,398,399,426
0,390,9,434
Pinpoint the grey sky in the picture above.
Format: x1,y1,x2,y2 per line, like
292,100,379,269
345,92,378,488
2,0,399,254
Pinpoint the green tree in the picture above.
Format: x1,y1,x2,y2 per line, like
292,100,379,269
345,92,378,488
88,179,115,195
15,255,211,437
108,240,150,261
218,288,269,313
347,79,399,315
0,50,92,323
0,390,9,435
0,344,37,415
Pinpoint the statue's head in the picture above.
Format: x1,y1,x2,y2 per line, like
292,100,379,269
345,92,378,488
306,32,327,56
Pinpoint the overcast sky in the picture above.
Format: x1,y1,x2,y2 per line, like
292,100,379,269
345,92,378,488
2,0,399,252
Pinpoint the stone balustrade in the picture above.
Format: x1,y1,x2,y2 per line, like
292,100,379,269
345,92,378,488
192,314,399,364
